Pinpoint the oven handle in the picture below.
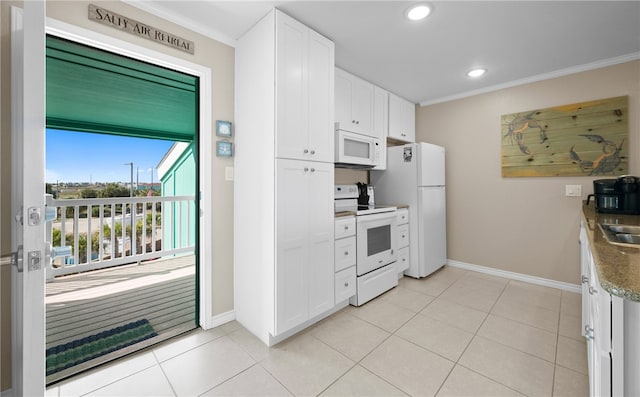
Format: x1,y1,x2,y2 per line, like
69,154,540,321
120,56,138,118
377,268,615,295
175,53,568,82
355,211,397,223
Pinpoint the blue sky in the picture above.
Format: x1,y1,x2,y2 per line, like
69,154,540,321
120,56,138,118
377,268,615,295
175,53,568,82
46,129,175,184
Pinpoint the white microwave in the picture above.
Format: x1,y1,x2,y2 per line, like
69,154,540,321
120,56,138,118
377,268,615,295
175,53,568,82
335,130,381,168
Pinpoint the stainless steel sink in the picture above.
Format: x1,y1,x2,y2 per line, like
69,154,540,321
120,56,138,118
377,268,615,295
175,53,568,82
615,233,640,244
598,224,640,246
606,224,640,234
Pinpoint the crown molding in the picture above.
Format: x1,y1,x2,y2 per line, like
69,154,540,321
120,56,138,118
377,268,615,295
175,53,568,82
419,52,640,107
121,0,238,48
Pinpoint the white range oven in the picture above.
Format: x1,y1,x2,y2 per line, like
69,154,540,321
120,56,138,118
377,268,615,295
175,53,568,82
335,185,398,306
356,211,397,276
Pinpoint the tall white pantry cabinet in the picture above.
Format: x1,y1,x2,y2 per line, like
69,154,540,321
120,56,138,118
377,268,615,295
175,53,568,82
234,9,336,345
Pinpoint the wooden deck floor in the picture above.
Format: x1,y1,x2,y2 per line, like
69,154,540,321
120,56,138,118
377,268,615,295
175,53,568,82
45,254,196,382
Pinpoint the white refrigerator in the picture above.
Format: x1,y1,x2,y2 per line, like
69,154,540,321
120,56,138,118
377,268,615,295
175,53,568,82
370,142,446,278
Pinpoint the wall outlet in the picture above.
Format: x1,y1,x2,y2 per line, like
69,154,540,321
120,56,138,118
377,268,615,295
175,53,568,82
565,184,582,197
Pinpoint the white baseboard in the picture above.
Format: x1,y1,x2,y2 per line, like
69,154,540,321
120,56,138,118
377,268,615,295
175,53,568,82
447,260,581,294
201,310,235,330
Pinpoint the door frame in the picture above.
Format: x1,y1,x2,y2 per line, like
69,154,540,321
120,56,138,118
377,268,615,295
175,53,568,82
43,17,215,327
10,12,216,392
11,3,46,396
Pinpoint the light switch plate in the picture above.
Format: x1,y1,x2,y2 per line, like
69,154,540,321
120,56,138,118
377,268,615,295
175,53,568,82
225,166,234,181
565,184,582,197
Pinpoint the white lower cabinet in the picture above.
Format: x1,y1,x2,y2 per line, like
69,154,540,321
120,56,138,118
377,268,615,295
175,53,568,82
579,220,638,397
335,267,356,303
396,247,409,273
276,159,334,335
334,216,356,304
396,208,410,276
335,235,356,272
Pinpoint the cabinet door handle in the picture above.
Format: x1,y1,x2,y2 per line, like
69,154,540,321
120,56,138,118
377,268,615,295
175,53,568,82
304,167,309,172
581,275,589,284
589,286,597,295
310,150,315,155
401,234,406,238
344,251,349,256
352,120,356,124
344,281,349,287
310,168,315,173
303,149,309,154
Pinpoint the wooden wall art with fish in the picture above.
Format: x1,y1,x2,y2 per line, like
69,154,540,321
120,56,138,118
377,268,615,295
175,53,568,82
501,96,628,177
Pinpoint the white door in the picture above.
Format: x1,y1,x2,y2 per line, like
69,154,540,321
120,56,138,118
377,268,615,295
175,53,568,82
306,162,334,317
351,77,374,135
10,2,46,396
306,30,334,163
275,159,309,334
275,11,309,161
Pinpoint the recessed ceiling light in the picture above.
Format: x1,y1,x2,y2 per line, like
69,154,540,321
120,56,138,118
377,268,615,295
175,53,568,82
467,68,487,78
406,4,432,21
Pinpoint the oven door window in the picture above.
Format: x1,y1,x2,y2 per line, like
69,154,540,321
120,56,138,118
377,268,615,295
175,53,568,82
344,138,371,160
367,224,391,256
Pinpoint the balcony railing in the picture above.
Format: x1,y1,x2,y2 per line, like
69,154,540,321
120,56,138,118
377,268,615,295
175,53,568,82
46,194,196,279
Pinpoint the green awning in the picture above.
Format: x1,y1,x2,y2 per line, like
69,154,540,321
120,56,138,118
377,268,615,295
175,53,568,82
46,36,198,141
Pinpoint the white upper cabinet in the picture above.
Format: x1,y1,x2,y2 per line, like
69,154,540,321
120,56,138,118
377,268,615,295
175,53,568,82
335,68,375,137
373,86,389,140
276,12,334,163
388,92,416,142
372,86,388,170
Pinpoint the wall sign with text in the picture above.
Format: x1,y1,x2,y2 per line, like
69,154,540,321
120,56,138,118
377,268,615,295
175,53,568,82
89,4,195,55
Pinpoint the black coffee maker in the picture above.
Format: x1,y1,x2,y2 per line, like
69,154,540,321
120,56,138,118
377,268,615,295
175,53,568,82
356,182,369,206
587,176,640,214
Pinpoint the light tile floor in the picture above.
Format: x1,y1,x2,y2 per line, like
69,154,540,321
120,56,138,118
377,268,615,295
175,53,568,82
46,266,588,397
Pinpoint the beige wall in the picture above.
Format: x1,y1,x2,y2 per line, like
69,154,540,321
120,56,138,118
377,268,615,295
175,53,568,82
1,1,235,391
416,60,640,284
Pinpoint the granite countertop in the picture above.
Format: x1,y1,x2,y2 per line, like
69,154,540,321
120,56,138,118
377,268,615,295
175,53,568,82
582,202,640,302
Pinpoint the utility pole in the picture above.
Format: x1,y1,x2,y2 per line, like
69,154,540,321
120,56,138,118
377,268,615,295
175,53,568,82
124,162,133,197
124,162,134,251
